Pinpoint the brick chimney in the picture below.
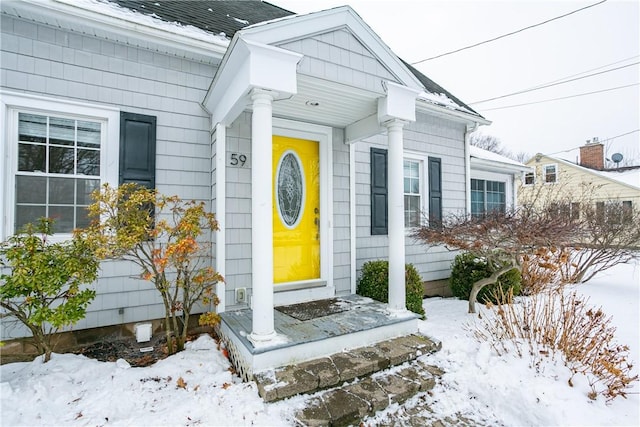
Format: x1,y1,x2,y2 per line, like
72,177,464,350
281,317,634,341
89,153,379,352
579,139,604,170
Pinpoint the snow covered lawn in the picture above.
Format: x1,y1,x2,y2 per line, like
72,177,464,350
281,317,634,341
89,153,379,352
2,260,638,426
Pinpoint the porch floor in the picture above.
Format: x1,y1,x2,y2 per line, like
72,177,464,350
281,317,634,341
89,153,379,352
220,295,418,380
219,294,418,362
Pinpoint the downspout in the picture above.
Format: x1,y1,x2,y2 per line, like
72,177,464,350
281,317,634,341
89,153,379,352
464,122,480,215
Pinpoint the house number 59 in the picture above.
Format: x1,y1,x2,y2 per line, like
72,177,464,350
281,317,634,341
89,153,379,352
228,152,249,167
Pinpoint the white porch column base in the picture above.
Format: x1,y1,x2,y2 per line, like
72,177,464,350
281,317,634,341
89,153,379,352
249,88,277,343
386,119,409,313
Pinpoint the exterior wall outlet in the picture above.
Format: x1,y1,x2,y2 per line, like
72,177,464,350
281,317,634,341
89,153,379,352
236,287,247,304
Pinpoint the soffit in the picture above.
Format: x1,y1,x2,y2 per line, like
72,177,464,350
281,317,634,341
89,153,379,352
270,74,379,128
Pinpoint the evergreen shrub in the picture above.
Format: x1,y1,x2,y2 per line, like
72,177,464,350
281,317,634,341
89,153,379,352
449,252,521,303
357,260,425,318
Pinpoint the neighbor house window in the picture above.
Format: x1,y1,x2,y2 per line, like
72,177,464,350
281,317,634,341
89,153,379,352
403,159,422,227
15,112,102,233
471,179,506,217
523,171,535,185
595,200,633,224
543,164,557,183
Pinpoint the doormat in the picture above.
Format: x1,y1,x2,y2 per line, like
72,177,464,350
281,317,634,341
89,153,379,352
275,298,350,321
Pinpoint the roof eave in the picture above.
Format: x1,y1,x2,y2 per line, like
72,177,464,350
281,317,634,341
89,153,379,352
17,0,229,59
471,157,531,174
416,98,491,126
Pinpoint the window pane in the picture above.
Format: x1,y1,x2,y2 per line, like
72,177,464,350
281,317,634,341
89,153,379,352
76,207,91,229
49,177,75,204
404,176,410,193
15,205,46,231
49,146,75,174
16,175,46,203
49,117,75,146
76,178,100,205
49,206,74,233
77,121,101,147
18,143,46,172
18,113,46,144
404,195,420,227
77,149,100,176
524,172,534,185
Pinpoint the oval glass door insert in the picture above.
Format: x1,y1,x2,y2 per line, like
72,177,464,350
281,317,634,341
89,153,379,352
276,150,305,228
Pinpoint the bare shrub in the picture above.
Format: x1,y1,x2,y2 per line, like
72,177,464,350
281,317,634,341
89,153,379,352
520,247,571,295
471,289,638,401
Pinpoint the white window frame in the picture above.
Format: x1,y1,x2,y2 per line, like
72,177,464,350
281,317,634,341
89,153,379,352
522,171,536,186
1,91,120,241
403,152,426,229
543,163,558,184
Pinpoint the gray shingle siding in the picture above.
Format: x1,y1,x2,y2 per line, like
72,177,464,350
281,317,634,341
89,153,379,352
354,113,466,283
1,16,218,339
279,28,397,92
332,128,352,296
223,112,254,310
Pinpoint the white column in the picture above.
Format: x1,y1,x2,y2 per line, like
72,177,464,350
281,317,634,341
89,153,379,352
249,89,277,342
386,119,408,313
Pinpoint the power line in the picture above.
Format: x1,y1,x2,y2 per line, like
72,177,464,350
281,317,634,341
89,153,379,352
526,55,639,90
546,129,640,155
479,83,639,111
599,129,640,144
469,61,639,105
411,0,608,64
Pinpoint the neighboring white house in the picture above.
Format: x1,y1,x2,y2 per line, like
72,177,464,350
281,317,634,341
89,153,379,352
1,0,519,371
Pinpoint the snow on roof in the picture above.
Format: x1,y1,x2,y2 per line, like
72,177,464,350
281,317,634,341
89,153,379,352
595,168,640,189
55,0,230,45
544,154,640,190
53,0,482,120
470,145,527,168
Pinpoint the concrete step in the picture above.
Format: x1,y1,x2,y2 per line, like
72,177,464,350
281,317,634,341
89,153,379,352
295,359,445,427
253,334,441,403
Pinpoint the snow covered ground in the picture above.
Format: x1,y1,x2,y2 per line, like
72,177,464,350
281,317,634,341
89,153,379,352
1,260,638,426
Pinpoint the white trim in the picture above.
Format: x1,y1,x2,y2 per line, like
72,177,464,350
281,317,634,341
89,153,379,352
272,118,334,302
17,0,228,59
522,170,536,187
417,99,490,126
0,91,119,241
240,7,424,91
349,143,357,294
402,152,426,229
543,163,559,184
214,123,227,313
203,38,302,126
470,171,513,213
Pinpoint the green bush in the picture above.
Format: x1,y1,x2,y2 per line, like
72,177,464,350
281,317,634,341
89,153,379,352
449,252,521,303
0,218,99,362
357,260,425,318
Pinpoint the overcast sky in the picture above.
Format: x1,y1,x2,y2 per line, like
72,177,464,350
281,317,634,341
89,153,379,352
274,0,639,164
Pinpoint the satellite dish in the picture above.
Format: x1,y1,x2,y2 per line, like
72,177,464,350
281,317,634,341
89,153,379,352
611,153,624,164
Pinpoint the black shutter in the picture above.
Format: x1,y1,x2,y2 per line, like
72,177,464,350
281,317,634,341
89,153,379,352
428,156,442,227
370,147,388,235
119,112,156,189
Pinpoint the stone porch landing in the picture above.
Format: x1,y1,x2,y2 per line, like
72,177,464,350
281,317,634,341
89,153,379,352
218,295,419,381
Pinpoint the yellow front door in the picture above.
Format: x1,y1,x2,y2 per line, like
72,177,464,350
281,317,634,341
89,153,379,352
273,135,320,284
